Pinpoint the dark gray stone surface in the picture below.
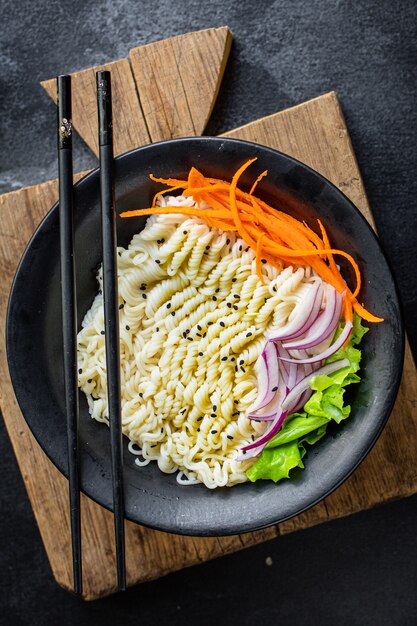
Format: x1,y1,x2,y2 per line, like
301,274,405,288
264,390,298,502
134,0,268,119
1,0,417,623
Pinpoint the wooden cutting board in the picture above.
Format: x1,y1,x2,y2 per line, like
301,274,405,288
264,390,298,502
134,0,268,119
0,27,416,601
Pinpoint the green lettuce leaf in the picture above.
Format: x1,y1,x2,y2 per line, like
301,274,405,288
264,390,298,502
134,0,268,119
246,441,304,483
246,315,368,483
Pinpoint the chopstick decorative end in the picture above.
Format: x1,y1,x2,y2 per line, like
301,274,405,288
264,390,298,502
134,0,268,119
57,74,72,150
96,70,113,147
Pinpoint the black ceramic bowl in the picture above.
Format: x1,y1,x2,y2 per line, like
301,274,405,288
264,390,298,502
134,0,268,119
6,137,403,536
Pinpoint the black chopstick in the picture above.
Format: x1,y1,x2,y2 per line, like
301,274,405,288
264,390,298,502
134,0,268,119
96,69,126,591
57,74,82,595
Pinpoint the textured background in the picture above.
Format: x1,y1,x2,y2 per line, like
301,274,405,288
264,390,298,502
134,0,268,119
1,0,417,624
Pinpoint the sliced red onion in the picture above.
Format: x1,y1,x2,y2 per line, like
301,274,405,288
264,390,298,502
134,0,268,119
276,343,289,376
247,342,279,414
248,374,287,419
238,411,289,461
295,350,310,382
278,321,353,365
288,388,312,414
281,358,350,411
248,414,276,422
307,328,337,356
283,285,343,351
303,360,315,377
266,281,323,342
288,362,298,388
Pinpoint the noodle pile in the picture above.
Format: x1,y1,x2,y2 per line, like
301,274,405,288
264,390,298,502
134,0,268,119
77,196,320,488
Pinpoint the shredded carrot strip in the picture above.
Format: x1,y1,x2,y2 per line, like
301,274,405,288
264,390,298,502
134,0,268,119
149,174,188,187
121,160,383,324
249,170,268,195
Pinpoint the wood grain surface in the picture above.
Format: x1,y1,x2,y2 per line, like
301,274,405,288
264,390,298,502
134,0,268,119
129,27,232,141
0,30,416,600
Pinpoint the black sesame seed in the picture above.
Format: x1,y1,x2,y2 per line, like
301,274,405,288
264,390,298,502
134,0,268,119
231,357,235,361
142,293,147,299
227,302,232,308
273,286,277,292
197,428,200,432
241,366,246,373
211,413,216,418
140,285,146,291
196,333,202,337
197,325,202,331
156,327,159,332
239,245,242,251
251,434,255,441
119,303,124,310
234,399,239,404
171,311,176,316
245,247,250,252
161,238,165,243
272,386,278,392
203,332,207,337
87,378,92,384
246,332,252,337
232,278,237,283
118,251,121,256
242,450,247,455
226,238,230,245
78,368,82,374
211,430,218,435
233,411,239,416
239,359,244,365
208,321,213,325
212,296,217,301
125,325,130,330
233,294,240,299
213,405,217,411
197,416,203,421
100,330,105,335
233,305,238,310
155,259,161,264
183,230,188,235
139,393,143,398
261,258,267,264
183,332,187,338
151,444,157,448
215,288,220,293
220,321,225,327
180,408,186,414
187,336,193,341
198,352,203,356
221,356,227,361
166,303,171,309
227,435,233,440
157,239,161,244
205,245,210,250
